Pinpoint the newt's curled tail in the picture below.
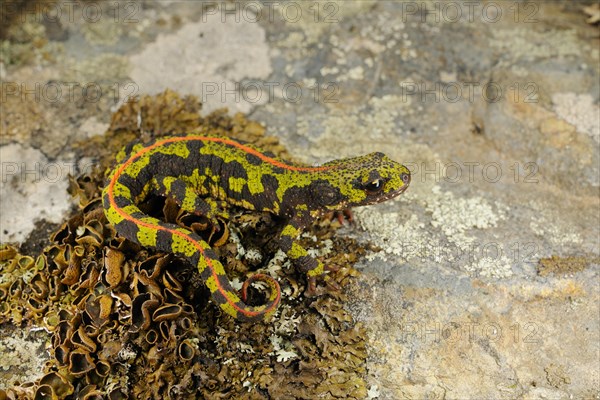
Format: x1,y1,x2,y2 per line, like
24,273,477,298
102,165,280,323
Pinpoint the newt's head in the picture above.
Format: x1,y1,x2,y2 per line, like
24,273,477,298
308,152,411,212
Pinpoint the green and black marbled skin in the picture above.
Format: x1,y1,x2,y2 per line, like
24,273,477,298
103,134,410,322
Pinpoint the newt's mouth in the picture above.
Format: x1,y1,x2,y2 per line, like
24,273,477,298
363,183,409,205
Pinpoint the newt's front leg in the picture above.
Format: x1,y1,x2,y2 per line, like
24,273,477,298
277,213,340,293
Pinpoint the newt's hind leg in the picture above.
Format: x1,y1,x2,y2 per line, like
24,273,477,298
277,213,341,294
152,176,229,230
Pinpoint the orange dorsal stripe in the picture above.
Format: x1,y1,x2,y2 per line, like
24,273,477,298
108,135,302,317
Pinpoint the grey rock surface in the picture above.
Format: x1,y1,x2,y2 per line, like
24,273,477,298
0,1,598,398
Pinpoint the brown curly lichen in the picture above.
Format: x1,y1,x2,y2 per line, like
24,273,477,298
0,90,369,399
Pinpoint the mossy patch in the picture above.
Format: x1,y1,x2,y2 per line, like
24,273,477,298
537,255,597,277
0,90,369,399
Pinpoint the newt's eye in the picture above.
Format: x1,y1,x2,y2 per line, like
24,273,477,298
364,179,384,194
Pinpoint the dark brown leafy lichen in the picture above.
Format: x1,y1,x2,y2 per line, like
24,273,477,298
0,90,369,399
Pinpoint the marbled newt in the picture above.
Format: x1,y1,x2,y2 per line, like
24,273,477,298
102,134,410,322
